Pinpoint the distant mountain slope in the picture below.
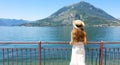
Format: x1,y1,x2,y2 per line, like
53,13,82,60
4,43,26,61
0,18,29,26
22,1,120,27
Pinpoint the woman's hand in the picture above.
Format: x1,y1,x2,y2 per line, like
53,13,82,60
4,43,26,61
69,41,73,46
84,41,87,45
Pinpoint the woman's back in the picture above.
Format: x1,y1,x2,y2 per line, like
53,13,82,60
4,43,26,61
71,28,85,42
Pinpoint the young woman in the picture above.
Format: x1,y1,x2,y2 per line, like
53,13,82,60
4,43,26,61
70,20,87,65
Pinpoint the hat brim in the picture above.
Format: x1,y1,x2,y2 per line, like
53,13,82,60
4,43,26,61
73,20,85,29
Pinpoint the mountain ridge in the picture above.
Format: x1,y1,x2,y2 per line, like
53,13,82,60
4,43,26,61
20,1,120,26
0,18,30,26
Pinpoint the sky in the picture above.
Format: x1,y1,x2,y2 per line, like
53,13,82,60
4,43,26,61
0,0,120,21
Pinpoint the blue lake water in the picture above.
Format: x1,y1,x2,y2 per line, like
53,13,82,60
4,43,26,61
0,26,120,42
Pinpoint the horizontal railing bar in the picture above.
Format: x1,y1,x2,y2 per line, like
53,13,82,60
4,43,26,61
87,42,100,44
0,41,120,44
103,42,120,44
41,41,100,44
42,42,69,44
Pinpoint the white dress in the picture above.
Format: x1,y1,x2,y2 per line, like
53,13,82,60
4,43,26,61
70,42,85,65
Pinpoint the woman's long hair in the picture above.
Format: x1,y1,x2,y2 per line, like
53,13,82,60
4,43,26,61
72,28,85,42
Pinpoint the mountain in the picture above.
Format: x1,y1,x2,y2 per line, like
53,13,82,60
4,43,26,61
0,18,29,26
118,18,120,20
22,1,120,27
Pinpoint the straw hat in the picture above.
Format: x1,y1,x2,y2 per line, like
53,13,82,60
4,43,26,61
73,20,85,29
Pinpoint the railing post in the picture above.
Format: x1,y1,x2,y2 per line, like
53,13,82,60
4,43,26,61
99,41,103,65
38,41,41,65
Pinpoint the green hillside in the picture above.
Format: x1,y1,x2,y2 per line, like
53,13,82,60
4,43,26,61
22,1,120,27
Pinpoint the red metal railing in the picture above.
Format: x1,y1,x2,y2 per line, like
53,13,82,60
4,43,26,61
0,41,120,65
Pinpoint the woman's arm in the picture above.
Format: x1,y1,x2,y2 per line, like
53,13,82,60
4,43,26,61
70,30,75,45
70,31,73,45
84,32,87,45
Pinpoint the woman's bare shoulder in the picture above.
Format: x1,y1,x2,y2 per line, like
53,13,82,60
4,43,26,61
83,31,86,35
71,29,76,33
